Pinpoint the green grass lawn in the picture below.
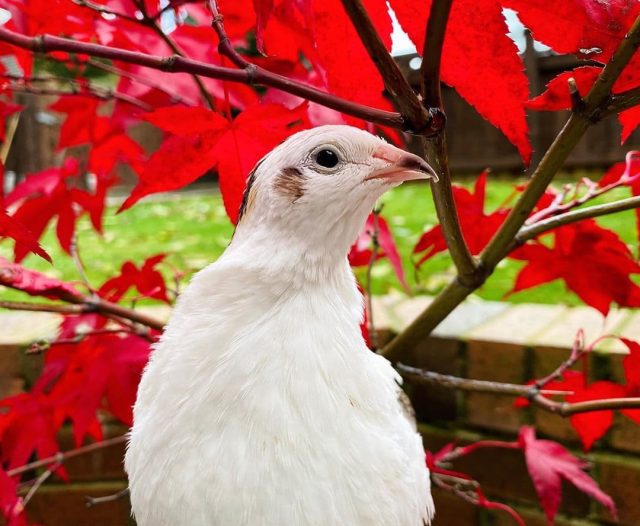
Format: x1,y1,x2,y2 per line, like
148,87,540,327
1,177,637,306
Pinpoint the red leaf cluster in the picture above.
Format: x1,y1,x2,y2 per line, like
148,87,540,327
517,338,640,451
349,213,409,291
98,254,170,303
518,426,617,524
414,171,508,265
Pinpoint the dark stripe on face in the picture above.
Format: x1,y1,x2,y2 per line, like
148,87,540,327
237,160,262,223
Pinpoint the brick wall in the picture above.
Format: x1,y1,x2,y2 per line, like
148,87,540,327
2,299,639,525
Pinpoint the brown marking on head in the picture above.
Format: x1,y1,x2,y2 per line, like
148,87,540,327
273,167,306,201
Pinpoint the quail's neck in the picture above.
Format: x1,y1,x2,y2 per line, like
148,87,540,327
226,220,360,288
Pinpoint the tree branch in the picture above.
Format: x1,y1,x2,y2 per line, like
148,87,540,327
517,195,640,243
339,0,436,134
399,364,640,416
2,79,153,111
73,0,139,24
418,0,478,285
64,57,198,106
132,0,215,109
383,14,640,362
207,1,252,69
606,85,640,115
0,27,405,128
7,435,127,477
0,300,87,315
397,364,571,397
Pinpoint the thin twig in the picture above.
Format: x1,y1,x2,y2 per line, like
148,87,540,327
397,364,571,397
418,0,478,285
73,0,139,24
4,82,153,111
401,363,640,416
133,0,215,109
0,27,404,128
70,235,96,294
366,209,381,350
517,195,640,243
86,487,130,508
605,85,640,115
0,300,88,314
7,435,127,476
21,459,62,505
339,0,435,134
71,57,198,106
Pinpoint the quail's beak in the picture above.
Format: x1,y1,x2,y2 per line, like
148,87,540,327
365,144,439,184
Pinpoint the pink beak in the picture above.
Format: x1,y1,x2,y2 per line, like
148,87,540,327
365,144,438,184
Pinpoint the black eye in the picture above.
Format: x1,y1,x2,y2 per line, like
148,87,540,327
315,149,339,168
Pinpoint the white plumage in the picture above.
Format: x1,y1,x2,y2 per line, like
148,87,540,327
125,125,437,525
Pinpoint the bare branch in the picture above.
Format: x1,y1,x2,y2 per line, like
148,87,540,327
420,0,453,104
7,435,127,476
339,0,436,134
397,364,571,397
606,85,640,115
517,195,640,243
207,1,252,69
0,27,404,128
73,0,139,24
21,459,61,505
86,487,130,508
0,300,88,315
416,0,478,285
2,79,153,111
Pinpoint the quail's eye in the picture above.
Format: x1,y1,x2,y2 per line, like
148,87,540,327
314,148,340,169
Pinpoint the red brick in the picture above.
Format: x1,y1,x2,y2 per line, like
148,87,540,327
596,453,640,525
25,482,133,526
610,415,640,455
464,340,527,433
409,336,464,423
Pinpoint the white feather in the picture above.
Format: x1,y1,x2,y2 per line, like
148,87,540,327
125,125,435,525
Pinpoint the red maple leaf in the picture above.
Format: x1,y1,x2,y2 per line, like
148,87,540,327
98,254,170,304
0,257,80,300
349,213,409,291
0,392,63,473
48,334,152,444
619,105,640,144
527,65,640,141
391,0,531,162
532,371,626,450
414,171,508,265
504,0,640,61
0,208,50,262
620,338,640,423
0,468,28,526
4,157,116,258
308,0,392,114
510,220,640,314
518,426,617,524
124,103,309,222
